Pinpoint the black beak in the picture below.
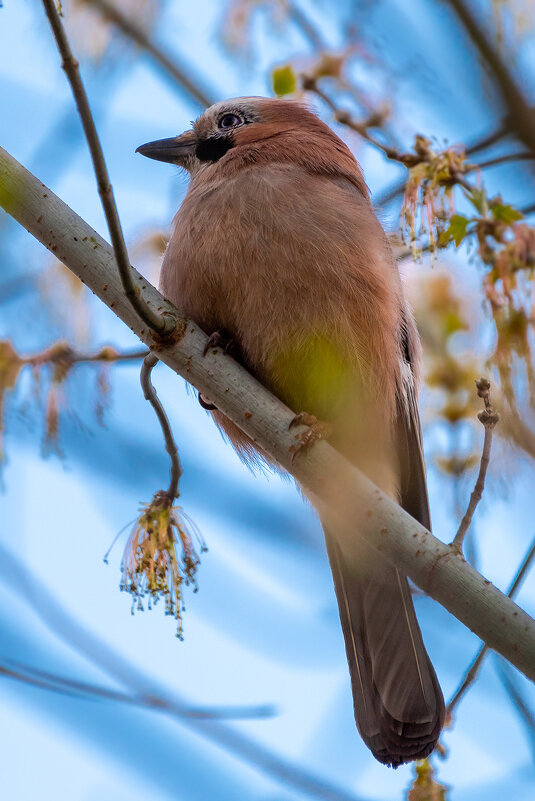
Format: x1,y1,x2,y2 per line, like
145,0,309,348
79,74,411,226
135,132,196,164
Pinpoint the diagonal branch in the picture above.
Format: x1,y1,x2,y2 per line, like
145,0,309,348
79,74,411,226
2,145,535,684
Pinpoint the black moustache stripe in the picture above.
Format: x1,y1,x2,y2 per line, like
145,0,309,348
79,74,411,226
195,135,234,163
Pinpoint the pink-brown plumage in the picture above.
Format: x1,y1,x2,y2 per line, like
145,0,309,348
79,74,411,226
138,96,444,766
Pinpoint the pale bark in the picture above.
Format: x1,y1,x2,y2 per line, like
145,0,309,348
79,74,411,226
1,144,535,683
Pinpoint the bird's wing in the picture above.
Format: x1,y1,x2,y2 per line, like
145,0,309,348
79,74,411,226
395,311,431,531
322,309,443,767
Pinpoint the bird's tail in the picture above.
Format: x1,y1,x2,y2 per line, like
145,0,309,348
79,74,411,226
324,529,444,767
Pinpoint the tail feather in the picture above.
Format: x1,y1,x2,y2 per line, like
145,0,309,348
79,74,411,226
325,531,444,767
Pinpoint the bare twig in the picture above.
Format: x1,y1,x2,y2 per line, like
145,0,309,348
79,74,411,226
451,378,500,553
448,169,473,192
140,353,181,500
466,123,510,155
41,0,175,336
0,657,274,720
305,78,412,163
84,0,216,109
470,152,535,171
447,537,535,716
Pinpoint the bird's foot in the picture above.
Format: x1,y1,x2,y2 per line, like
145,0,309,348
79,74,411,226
288,412,332,462
202,330,238,358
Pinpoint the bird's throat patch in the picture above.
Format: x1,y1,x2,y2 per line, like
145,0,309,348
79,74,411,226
195,135,234,163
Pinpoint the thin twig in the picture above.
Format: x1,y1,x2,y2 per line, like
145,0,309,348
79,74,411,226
448,169,473,192
19,343,148,369
305,78,410,163
451,378,500,552
84,0,216,109
41,0,175,336
447,536,535,715
0,657,275,720
466,123,510,155
140,353,181,500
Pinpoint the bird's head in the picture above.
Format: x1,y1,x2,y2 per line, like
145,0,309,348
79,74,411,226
136,96,367,194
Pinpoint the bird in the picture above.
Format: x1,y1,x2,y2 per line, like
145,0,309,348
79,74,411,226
136,96,445,767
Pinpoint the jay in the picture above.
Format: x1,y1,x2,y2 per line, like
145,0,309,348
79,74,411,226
137,97,445,767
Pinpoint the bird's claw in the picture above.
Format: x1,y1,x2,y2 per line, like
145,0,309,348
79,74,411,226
202,330,238,357
288,412,332,462
201,331,239,410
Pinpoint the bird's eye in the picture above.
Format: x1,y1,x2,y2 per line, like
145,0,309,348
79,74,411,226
218,113,242,129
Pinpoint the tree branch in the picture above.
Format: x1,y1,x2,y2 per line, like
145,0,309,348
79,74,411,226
42,0,175,336
1,145,535,682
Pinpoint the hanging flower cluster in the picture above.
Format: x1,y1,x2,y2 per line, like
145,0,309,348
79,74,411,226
120,491,207,640
401,136,468,254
